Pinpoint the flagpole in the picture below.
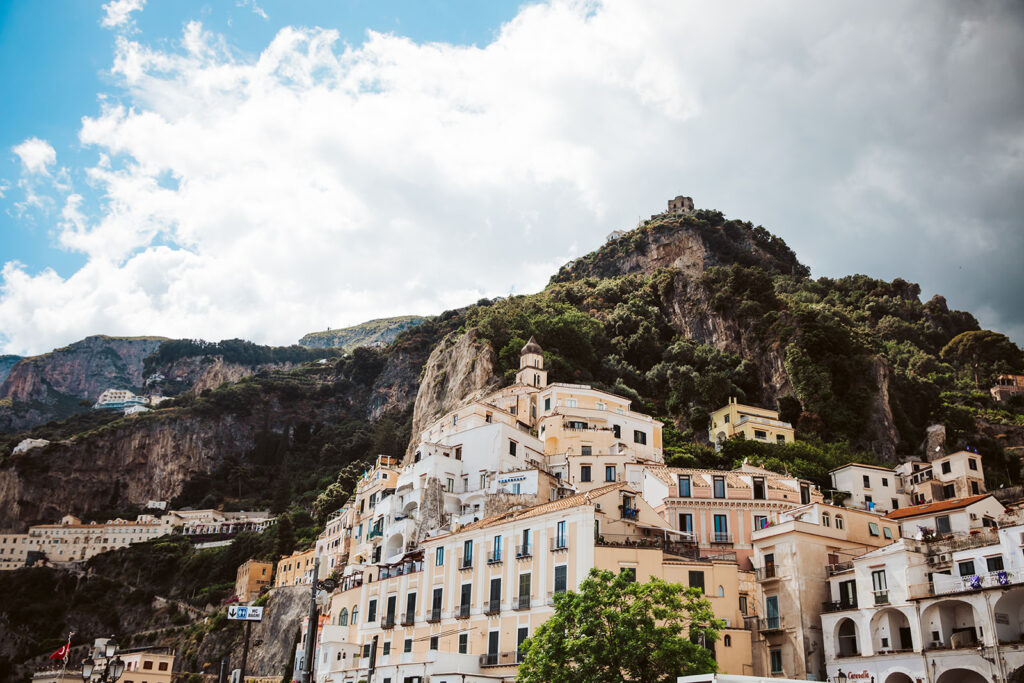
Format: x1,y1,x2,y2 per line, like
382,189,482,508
58,632,73,681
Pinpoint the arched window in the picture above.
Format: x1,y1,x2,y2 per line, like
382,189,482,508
351,606,359,625
723,635,732,647
718,586,725,597
822,512,831,527
338,608,349,626
835,515,844,530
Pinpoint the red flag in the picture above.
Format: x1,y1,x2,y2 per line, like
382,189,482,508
48,644,69,660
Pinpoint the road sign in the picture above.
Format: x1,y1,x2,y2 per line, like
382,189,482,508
227,605,264,621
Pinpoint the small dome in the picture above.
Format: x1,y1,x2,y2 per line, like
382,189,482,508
521,335,543,355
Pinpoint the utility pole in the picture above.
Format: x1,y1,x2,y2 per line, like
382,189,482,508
239,621,251,682
300,557,320,683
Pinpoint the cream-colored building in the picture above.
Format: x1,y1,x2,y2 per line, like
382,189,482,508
750,503,901,680
277,547,317,587
236,559,274,602
0,515,164,568
119,649,175,683
884,493,1004,539
708,398,794,450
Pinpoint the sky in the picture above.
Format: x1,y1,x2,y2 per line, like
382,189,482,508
1,0,1022,357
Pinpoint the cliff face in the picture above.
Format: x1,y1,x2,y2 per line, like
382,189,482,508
409,329,500,447
0,356,20,386
299,315,427,350
152,355,298,395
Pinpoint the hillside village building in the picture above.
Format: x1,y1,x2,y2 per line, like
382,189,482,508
708,398,794,450
235,559,274,602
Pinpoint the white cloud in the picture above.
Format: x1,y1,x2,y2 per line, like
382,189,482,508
12,138,56,176
2,0,1023,355
101,0,146,30
236,0,268,21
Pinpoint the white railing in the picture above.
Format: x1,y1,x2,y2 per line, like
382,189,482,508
926,569,1022,596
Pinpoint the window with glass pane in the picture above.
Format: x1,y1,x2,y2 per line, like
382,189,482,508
678,476,691,497
713,477,725,498
554,565,567,593
556,520,567,548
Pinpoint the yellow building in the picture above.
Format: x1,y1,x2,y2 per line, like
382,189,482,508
119,649,175,683
235,558,274,602
276,547,317,587
709,397,794,450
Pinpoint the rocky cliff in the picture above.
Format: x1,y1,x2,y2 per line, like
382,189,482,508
299,315,427,350
0,356,20,386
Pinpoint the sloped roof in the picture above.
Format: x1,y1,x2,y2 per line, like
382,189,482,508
828,462,897,474
884,494,997,520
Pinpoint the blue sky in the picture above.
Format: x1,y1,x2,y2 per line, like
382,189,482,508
1,1,1022,356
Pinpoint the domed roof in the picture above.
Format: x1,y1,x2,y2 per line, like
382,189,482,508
521,335,543,355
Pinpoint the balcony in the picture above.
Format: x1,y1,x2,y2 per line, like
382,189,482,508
426,608,441,623
455,604,470,619
911,569,1023,598
546,589,565,605
759,616,785,632
821,599,859,613
516,544,532,559
826,562,854,577
381,615,395,629
488,552,503,565
621,507,639,521
873,589,890,605
754,565,781,582
367,528,383,540
710,532,733,545
459,558,474,571
551,538,569,552
480,651,520,667
485,598,501,615
514,594,531,610
401,612,414,627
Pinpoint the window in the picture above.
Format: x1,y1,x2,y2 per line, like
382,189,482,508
723,414,730,423
555,520,567,548
941,461,952,474
143,662,153,670
935,515,952,534
942,483,956,499
362,643,371,658
713,477,726,499
554,565,568,593
404,638,413,653
616,566,636,582
596,402,606,410
462,540,473,567
382,641,391,656
835,515,844,530
739,595,748,614
633,430,647,445
519,572,532,602
580,445,592,456
509,441,517,456
972,481,980,495
753,429,767,440
492,535,502,562
872,569,888,603
480,473,488,489
883,526,893,539
435,547,444,566
339,608,349,626
987,556,1006,572
453,415,457,426
368,599,377,623
446,478,454,493
455,446,462,460
688,570,705,593
517,627,529,662
485,412,492,423
776,434,785,444
158,662,169,671
351,606,359,624
821,512,830,527
754,515,768,530
679,513,693,534
566,398,578,408
580,465,592,482
863,475,871,488
959,560,976,576
892,498,899,510
769,649,783,675
868,522,880,537
429,636,439,650
752,477,765,499
678,475,691,497
713,514,728,542
800,483,811,505
970,458,978,471
613,424,621,439
723,635,731,647
605,465,616,482
544,397,551,411
881,477,889,487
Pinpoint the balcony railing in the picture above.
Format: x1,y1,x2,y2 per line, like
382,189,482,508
551,538,569,552
759,616,785,632
485,598,501,615
488,552,503,565
710,532,733,544
367,528,383,539
455,604,470,619
514,594,531,610
621,507,639,520
460,558,474,570
912,569,1022,598
401,612,414,626
826,562,854,577
480,651,520,667
754,565,781,581
426,608,441,623
821,599,858,613
381,615,395,629
873,590,890,605
516,544,532,559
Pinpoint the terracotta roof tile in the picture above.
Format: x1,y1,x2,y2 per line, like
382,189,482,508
884,494,997,520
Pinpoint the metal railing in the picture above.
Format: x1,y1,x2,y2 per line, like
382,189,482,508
551,538,569,552
873,590,890,605
480,651,520,667
914,569,1021,597
621,507,639,520
401,612,414,626
460,558,473,570
710,532,733,544
514,594,531,610
826,562,854,577
754,565,781,581
485,598,501,615
455,604,470,619
516,544,532,558
821,599,858,613
426,607,441,622
381,615,395,629
488,552,503,564
759,616,784,631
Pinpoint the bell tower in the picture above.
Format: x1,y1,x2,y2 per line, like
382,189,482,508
515,336,548,387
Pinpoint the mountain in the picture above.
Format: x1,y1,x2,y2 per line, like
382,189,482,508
298,315,427,350
0,356,20,386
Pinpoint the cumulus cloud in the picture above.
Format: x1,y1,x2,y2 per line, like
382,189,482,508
12,138,56,176
101,0,146,30
1,0,1023,355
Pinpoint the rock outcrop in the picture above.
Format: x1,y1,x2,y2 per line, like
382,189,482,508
409,329,501,448
299,315,427,350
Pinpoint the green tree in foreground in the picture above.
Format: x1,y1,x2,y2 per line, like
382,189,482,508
516,569,723,683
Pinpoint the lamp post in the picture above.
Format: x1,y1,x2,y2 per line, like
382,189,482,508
81,638,125,683
833,670,847,683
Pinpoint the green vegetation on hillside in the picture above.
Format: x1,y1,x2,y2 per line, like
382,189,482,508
298,315,428,350
143,338,339,376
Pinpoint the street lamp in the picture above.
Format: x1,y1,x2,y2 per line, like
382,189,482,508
81,638,125,683
833,670,847,683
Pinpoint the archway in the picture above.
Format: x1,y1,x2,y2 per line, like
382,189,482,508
384,533,404,560
936,669,989,683
994,587,1024,644
835,617,859,657
870,607,913,652
921,598,982,647
884,673,913,683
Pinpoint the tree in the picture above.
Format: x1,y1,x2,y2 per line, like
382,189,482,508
275,514,295,559
941,330,1024,387
516,569,723,683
